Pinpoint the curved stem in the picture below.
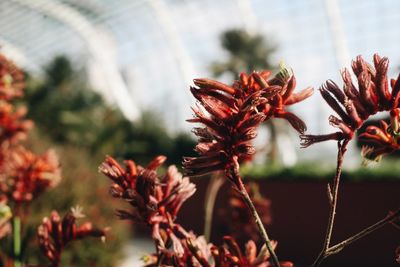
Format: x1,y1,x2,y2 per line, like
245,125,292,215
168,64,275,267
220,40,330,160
228,161,280,267
311,140,348,267
203,174,225,241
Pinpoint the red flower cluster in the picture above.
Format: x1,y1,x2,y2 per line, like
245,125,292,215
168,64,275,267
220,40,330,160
37,207,106,266
301,54,400,147
99,156,197,261
99,155,196,223
0,55,32,145
0,54,59,208
0,147,61,204
0,102,33,145
186,236,292,267
359,109,400,162
184,69,312,181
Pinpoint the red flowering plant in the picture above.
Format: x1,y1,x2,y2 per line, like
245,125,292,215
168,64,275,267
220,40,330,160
99,155,200,265
98,68,313,267
100,155,293,267
300,54,400,266
182,68,312,267
0,54,105,267
36,207,107,267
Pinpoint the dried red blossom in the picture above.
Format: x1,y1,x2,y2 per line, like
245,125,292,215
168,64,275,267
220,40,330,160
0,54,25,101
184,69,312,179
221,182,271,242
396,246,400,264
301,54,400,147
37,207,106,266
359,110,400,162
1,146,61,204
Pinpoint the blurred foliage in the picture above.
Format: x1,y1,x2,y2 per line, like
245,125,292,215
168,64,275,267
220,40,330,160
0,130,128,266
242,158,400,182
24,55,196,166
211,29,277,79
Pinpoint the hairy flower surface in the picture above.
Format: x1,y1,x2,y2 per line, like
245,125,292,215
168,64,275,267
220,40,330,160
184,70,312,179
1,147,61,204
38,208,106,266
301,54,400,147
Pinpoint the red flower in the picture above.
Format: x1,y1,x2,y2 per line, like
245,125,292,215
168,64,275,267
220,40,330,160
1,147,61,204
188,236,293,267
0,54,25,101
99,155,196,223
0,101,33,145
359,109,400,162
100,156,199,264
240,69,313,133
184,69,312,179
38,207,106,266
301,54,400,147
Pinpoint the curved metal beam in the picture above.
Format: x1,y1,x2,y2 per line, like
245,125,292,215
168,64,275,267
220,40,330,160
0,36,41,72
10,0,140,121
147,0,195,103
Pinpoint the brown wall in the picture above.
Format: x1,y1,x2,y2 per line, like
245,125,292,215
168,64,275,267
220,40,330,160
178,178,400,267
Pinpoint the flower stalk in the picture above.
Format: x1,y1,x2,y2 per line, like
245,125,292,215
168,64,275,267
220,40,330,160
311,140,348,267
228,158,280,267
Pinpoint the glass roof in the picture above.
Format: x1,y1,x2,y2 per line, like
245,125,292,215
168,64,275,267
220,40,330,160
1,0,400,136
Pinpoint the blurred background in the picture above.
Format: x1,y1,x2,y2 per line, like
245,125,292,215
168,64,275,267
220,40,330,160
0,0,399,266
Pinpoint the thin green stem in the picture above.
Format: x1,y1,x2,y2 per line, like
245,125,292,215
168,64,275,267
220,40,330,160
13,216,21,267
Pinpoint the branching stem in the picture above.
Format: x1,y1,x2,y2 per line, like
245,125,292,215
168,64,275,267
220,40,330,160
311,140,348,267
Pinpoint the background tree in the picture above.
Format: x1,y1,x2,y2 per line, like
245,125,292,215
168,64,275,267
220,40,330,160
212,29,276,78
